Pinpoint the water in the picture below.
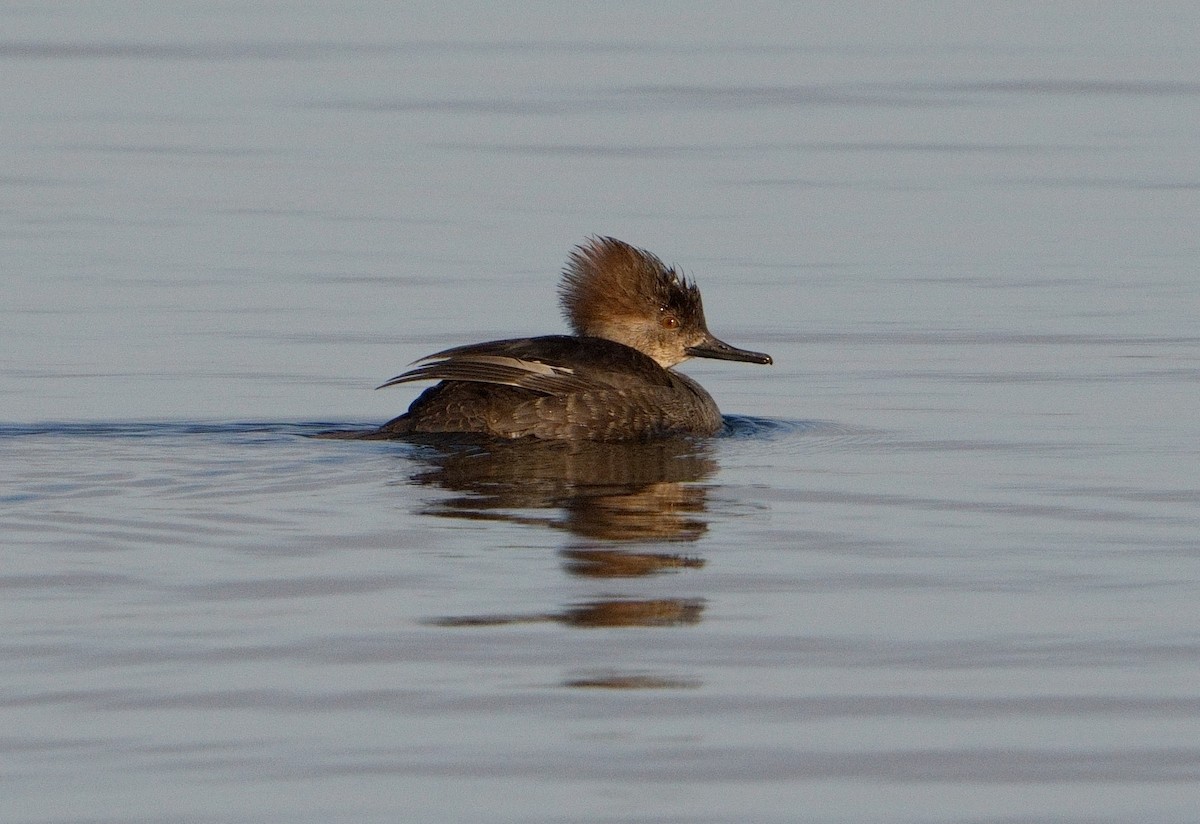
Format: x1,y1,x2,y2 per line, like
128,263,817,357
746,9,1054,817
3,3,1200,822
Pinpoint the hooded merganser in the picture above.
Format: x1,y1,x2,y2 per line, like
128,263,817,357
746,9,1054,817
369,236,771,441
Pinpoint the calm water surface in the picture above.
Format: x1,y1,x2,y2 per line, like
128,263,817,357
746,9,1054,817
3,3,1199,823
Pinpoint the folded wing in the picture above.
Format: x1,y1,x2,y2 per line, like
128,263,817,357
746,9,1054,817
378,336,671,397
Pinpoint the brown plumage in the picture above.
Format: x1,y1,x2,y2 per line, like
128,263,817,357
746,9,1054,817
327,237,771,441
560,236,706,365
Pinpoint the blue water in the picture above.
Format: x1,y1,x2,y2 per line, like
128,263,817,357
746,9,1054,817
4,3,1200,823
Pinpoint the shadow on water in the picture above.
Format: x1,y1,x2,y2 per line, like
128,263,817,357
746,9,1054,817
323,417,805,687
388,433,730,689
2,417,812,690
399,435,714,634
406,435,718,541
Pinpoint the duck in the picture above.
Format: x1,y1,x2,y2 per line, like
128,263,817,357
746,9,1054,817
360,236,771,441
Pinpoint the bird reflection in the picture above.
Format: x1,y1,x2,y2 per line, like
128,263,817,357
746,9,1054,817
427,597,703,629
560,548,704,578
406,436,716,633
408,436,716,544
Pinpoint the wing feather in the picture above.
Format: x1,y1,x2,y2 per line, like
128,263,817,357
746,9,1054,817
379,353,592,395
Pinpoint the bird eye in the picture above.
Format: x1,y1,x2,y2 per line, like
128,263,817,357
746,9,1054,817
661,314,679,329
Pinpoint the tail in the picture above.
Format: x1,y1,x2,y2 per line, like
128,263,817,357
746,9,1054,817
311,411,415,440
311,427,398,440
